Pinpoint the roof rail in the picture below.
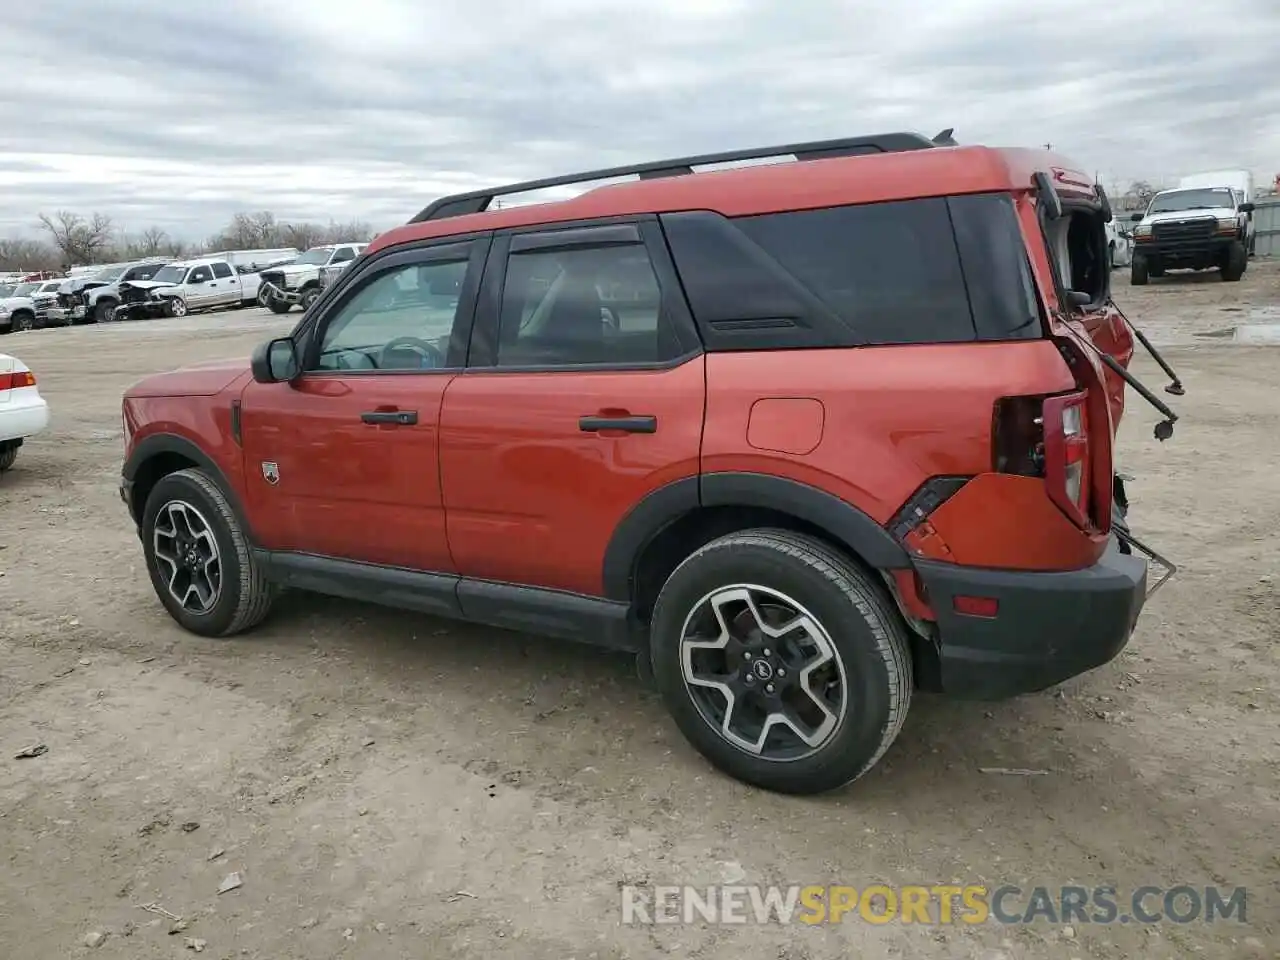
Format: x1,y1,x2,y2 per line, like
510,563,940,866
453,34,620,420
409,129,956,223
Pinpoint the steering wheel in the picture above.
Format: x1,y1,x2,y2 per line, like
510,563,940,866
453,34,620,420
378,336,446,369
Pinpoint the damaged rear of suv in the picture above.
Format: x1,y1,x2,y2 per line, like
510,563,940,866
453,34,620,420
119,130,1179,794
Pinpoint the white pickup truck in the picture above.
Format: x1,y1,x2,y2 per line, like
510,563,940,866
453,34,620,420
258,243,366,313
115,257,266,320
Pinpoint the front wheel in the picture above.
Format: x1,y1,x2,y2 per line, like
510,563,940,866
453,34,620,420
267,300,292,315
650,529,912,794
300,287,320,312
1130,255,1149,286
0,444,17,471
164,297,188,318
1220,240,1247,282
141,468,277,637
93,300,116,323
11,311,34,332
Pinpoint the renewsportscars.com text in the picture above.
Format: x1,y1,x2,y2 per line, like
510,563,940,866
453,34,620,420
620,884,1247,926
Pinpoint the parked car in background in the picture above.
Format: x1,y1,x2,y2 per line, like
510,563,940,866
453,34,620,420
1178,170,1255,254
79,259,172,323
1105,220,1133,269
0,352,49,470
258,243,367,313
115,257,266,320
207,248,300,275
1129,185,1254,284
0,283,36,334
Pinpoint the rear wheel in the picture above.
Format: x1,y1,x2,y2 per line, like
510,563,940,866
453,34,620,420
141,468,277,637
1130,256,1149,286
650,529,912,795
0,444,17,471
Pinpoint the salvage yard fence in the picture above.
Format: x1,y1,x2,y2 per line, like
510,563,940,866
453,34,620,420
1252,196,1280,258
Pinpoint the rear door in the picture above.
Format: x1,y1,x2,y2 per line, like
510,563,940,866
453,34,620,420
438,218,705,597
208,261,238,305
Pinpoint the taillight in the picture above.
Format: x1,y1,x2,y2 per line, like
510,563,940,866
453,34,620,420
0,370,36,390
1042,391,1091,528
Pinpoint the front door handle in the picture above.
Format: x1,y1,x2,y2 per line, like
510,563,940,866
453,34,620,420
361,409,418,425
579,415,657,434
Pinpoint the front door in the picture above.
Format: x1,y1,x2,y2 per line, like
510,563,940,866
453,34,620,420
239,238,488,572
182,265,218,309
439,220,706,597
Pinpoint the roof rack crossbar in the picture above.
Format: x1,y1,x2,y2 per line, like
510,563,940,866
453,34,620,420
409,130,950,223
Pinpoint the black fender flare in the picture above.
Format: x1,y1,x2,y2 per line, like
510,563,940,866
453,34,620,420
601,472,910,602
122,433,251,535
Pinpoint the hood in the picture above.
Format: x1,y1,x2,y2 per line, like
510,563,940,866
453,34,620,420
1142,207,1236,225
121,279,177,292
0,296,34,309
274,263,320,275
126,359,250,398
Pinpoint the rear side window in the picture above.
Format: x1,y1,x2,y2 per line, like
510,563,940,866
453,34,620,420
734,198,976,344
947,194,1042,339
211,262,233,279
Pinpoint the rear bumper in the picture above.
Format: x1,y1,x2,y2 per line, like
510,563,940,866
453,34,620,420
914,538,1148,699
0,394,50,444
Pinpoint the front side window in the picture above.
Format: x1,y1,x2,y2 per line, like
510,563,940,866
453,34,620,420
331,247,356,264
188,267,212,284
312,260,467,372
496,243,669,366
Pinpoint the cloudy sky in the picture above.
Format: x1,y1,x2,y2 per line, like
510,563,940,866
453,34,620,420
2,0,1278,242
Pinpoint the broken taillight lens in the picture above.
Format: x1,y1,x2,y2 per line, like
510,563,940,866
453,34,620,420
1042,391,1091,528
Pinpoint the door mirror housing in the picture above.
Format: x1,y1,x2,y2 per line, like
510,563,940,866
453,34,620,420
251,337,300,383
1239,202,1255,214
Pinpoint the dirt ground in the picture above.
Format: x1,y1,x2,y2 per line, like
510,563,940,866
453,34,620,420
1,262,1277,960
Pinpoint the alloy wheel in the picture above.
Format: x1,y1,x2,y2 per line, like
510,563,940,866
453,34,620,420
152,500,222,615
679,584,847,761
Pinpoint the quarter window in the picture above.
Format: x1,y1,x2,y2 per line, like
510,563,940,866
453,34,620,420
312,260,467,372
496,243,672,366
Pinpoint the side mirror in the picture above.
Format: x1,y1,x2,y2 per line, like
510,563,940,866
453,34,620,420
251,337,299,383
1239,202,1255,214
1130,212,1144,222
1066,290,1092,307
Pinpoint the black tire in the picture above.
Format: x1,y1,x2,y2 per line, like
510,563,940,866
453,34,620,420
1220,240,1247,282
0,445,17,471
1109,242,1117,270
300,287,319,311
141,468,276,637
11,310,34,332
164,297,189,318
93,299,117,324
1130,256,1148,286
267,300,292,315
1148,264,1165,278
650,528,912,795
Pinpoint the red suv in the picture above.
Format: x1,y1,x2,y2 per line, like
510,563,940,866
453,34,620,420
120,131,1178,794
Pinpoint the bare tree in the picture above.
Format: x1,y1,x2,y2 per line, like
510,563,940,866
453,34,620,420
36,210,115,265
137,226,169,256
1122,180,1156,210
282,221,324,251
0,238,61,272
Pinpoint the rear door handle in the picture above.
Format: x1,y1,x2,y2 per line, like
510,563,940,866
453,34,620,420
361,410,418,425
579,415,657,434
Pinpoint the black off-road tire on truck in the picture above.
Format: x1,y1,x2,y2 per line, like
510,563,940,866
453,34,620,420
649,528,912,795
300,287,320,311
141,468,277,637
1130,255,1149,286
267,300,292,315
1220,240,1247,282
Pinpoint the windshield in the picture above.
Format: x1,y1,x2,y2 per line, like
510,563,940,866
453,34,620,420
150,265,187,284
96,266,127,281
13,283,38,296
296,247,335,265
1148,188,1236,214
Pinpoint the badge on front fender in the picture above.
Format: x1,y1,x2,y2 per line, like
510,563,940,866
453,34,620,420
261,461,280,485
